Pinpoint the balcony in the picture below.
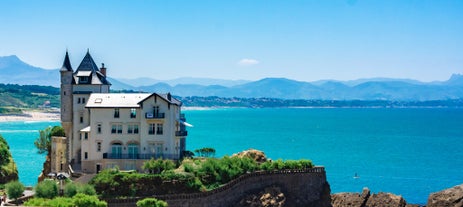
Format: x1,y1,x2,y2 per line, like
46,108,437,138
145,112,165,119
103,153,179,160
175,130,188,136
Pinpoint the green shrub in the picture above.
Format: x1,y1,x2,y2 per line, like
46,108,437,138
5,180,25,203
47,197,75,207
24,198,49,206
78,183,96,195
143,158,176,174
35,179,58,199
136,198,168,207
73,193,107,207
64,182,77,197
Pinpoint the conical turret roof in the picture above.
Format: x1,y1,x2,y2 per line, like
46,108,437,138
60,51,73,71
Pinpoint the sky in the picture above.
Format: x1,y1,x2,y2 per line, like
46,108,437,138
1,0,463,82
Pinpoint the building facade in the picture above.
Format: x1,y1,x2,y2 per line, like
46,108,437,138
58,51,187,174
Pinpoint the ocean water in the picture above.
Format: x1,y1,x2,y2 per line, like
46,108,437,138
1,108,463,204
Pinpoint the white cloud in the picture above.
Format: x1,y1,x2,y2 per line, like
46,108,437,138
238,58,259,66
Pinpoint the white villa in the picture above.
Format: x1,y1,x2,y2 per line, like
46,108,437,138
54,51,188,174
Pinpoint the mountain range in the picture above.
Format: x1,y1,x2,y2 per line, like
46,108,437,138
1,55,463,101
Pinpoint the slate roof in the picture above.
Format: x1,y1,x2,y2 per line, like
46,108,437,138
60,51,73,71
72,51,111,85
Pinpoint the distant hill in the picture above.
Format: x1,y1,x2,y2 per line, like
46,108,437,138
0,55,59,87
1,55,463,101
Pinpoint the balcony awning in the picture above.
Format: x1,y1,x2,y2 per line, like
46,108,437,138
178,120,194,127
80,126,91,132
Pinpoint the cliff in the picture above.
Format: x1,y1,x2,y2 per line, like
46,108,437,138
331,187,419,207
427,183,463,207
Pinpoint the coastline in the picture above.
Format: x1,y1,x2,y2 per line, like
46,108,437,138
0,110,60,122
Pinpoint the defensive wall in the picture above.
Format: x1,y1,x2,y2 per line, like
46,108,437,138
105,166,331,207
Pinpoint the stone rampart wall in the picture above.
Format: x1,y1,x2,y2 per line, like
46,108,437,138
105,167,330,207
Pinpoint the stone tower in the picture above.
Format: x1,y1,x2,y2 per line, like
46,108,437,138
59,51,73,170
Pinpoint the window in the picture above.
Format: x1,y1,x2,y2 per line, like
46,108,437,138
157,124,163,135
79,133,82,140
80,116,83,123
127,124,139,134
111,124,122,134
114,108,120,118
148,123,155,135
111,143,122,158
130,108,136,118
84,152,88,160
84,132,88,140
97,142,101,152
82,98,86,103
134,125,139,134
79,76,88,83
128,143,139,159
77,98,81,104
97,124,102,134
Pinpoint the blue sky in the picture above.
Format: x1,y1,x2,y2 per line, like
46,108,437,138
1,0,462,82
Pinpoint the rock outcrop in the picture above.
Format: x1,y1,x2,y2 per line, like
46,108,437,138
332,188,413,207
37,155,51,182
427,184,463,207
232,149,267,163
237,186,286,207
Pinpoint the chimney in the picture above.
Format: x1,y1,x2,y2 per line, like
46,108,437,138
167,93,172,101
100,63,107,76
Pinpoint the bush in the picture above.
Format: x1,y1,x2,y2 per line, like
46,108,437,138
136,198,168,207
35,179,58,199
5,180,25,203
143,158,176,174
72,193,107,207
64,182,77,197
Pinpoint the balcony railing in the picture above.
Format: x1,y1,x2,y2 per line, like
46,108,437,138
145,112,165,119
103,153,179,160
175,130,188,136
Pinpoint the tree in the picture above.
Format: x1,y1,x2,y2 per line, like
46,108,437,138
34,126,65,155
5,180,25,205
0,135,11,167
34,127,52,155
136,198,168,207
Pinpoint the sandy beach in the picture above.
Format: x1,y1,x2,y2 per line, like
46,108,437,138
0,110,60,122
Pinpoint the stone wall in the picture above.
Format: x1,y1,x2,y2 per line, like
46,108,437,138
105,167,330,207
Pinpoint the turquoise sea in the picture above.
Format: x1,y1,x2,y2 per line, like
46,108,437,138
1,108,463,204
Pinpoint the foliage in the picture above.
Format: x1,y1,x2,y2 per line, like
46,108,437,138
0,135,11,167
64,182,96,197
91,157,314,197
25,194,107,207
50,126,66,137
136,198,168,207
34,125,64,155
143,158,176,174
5,180,25,203
35,179,58,199
73,193,107,207
34,126,52,155
194,147,216,157
64,182,78,197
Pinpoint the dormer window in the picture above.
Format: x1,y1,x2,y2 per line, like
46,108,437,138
79,76,89,83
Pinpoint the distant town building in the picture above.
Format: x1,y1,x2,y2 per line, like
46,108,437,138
55,51,188,174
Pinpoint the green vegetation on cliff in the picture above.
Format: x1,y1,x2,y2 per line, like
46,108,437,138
90,156,314,198
0,134,18,184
